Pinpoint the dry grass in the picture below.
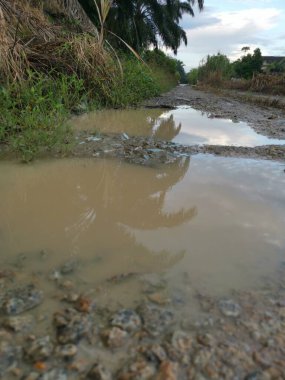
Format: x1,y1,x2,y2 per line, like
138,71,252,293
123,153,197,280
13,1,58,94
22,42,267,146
223,74,285,96
0,0,119,87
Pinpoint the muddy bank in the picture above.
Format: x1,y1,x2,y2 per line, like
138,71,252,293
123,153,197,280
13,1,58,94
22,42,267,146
72,132,285,165
1,260,285,379
143,85,285,140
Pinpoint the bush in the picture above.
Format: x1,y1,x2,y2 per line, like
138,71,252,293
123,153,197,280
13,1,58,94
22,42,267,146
197,53,233,85
187,68,199,85
98,57,160,107
0,72,84,161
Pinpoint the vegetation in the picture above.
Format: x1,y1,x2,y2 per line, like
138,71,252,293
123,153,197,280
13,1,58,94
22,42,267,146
233,48,263,79
0,0,203,160
187,47,285,96
79,0,204,54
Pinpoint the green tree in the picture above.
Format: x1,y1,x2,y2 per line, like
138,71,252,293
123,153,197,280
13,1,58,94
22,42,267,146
187,68,199,84
197,53,233,84
78,0,204,53
233,48,263,79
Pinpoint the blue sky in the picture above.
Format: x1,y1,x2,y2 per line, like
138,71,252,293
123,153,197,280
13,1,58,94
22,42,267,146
172,0,285,70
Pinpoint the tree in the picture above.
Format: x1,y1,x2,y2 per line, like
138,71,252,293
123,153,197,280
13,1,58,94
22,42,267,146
233,48,263,79
78,0,204,53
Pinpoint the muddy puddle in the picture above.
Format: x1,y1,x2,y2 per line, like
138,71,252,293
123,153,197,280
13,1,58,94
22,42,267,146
71,106,285,147
1,155,285,378
1,155,285,312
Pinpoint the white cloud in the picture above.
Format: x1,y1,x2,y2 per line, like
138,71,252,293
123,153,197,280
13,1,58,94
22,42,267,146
177,7,283,70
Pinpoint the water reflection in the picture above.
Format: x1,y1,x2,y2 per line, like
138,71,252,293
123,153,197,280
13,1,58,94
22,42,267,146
71,106,285,147
0,157,196,280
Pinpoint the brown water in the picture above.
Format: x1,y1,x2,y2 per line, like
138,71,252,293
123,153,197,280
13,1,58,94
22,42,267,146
71,106,285,147
1,155,285,315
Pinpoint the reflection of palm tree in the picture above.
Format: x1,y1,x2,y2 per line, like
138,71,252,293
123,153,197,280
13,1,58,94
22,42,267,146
153,114,182,141
72,109,182,142
66,157,197,275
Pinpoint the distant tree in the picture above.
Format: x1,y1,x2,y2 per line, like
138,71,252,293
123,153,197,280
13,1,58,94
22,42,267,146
197,53,233,84
241,46,250,53
233,48,263,79
187,68,199,84
268,58,285,74
176,60,187,83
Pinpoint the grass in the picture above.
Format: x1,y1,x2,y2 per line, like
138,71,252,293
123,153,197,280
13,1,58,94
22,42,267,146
0,72,84,161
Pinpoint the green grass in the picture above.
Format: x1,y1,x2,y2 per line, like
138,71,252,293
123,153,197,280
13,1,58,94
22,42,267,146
0,72,84,161
0,54,179,161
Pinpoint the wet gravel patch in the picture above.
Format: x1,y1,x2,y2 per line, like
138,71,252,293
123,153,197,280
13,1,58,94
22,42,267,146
1,262,285,379
72,132,285,165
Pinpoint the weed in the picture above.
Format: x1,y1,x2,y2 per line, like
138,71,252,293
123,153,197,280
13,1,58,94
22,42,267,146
0,72,84,161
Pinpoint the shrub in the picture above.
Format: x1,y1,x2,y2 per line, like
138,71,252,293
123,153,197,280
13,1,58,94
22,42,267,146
187,68,199,85
197,53,233,85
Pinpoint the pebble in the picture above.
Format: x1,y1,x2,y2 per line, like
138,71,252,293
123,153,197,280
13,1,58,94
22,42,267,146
87,363,112,380
219,299,241,317
101,327,129,348
53,308,93,344
118,359,156,380
110,309,142,332
155,361,179,380
25,336,53,362
55,344,77,358
3,315,35,332
1,285,43,315
138,304,174,336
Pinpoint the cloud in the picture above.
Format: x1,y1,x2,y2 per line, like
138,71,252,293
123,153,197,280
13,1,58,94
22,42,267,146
177,7,283,69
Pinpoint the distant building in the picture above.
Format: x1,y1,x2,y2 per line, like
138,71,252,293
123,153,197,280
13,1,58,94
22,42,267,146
262,56,285,72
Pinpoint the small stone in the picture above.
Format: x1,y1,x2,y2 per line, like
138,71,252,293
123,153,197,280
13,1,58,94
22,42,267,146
156,361,179,380
25,336,53,362
87,363,112,380
171,330,193,353
4,315,34,333
60,281,74,290
49,270,61,281
9,367,22,377
0,341,21,377
138,304,174,336
147,292,170,305
196,333,215,347
139,344,167,364
219,299,241,317
37,369,67,380
59,259,79,275
101,327,128,348
23,372,39,380
1,285,43,315
118,359,156,380
74,296,94,313
110,309,141,332
53,308,93,344
55,344,77,358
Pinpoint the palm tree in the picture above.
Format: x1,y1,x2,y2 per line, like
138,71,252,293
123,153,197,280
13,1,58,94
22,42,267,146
78,0,204,53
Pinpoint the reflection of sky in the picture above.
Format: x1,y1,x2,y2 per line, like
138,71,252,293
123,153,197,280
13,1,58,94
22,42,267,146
72,106,285,148
128,155,285,292
159,107,285,147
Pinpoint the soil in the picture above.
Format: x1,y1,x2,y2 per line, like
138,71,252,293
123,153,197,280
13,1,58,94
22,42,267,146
1,261,285,379
71,85,285,164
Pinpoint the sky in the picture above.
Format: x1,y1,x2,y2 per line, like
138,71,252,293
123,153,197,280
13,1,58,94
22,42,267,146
171,0,285,71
